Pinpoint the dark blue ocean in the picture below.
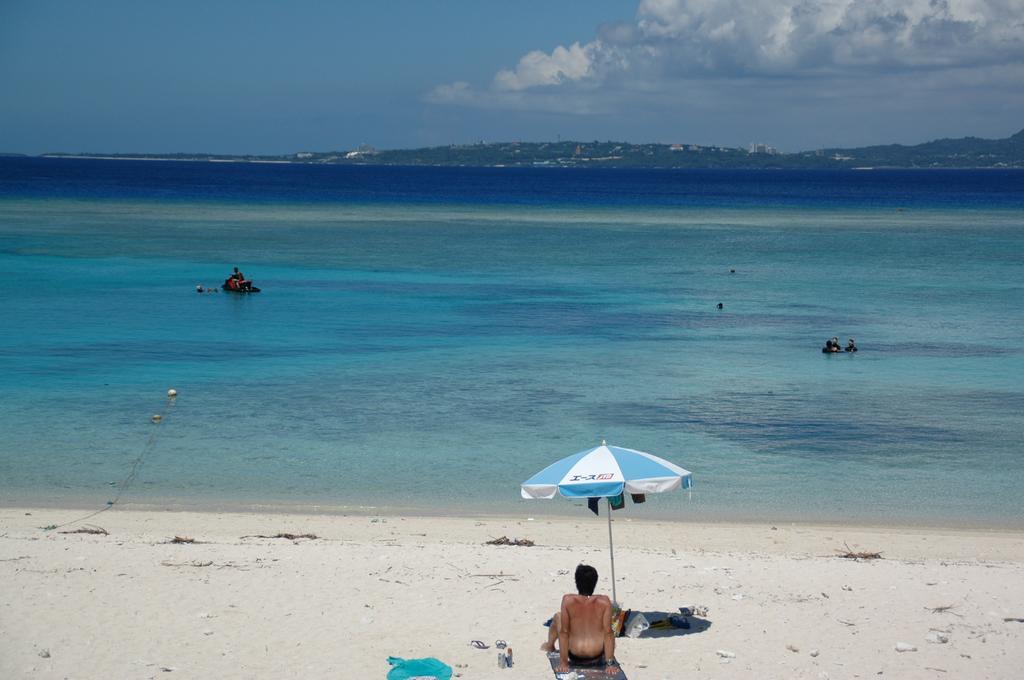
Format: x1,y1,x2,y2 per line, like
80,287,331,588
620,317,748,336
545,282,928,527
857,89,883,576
1,158,1022,526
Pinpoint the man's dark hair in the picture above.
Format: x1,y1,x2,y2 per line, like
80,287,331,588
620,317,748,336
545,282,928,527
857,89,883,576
575,564,598,596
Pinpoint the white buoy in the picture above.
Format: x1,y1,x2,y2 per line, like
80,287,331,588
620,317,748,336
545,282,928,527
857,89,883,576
151,414,162,423
167,389,178,398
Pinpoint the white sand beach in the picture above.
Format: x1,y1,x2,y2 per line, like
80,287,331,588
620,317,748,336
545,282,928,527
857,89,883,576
2,507,1023,679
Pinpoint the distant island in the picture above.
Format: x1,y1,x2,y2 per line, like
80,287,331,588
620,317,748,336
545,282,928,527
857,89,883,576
37,128,1024,169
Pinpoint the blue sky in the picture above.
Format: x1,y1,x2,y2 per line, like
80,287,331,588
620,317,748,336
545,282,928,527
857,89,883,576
2,0,1022,154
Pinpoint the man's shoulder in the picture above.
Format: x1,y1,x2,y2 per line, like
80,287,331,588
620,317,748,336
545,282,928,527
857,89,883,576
563,593,612,606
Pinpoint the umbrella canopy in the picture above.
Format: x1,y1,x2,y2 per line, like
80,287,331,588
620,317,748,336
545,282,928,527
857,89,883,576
521,442,692,500
521,441,693,605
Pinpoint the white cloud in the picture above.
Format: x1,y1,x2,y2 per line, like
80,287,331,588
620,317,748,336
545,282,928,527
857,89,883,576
425,81,473,104
635,0,1024,75
428,0,1024,111
494,42,597,91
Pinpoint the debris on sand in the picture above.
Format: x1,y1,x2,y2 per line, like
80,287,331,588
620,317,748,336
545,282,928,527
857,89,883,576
58,525,108,536
485,536,535,547
836,542,882,560
241,533,318,541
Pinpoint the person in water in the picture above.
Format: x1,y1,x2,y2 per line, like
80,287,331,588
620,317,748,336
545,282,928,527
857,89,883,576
542,564,619,675
845,337,858,352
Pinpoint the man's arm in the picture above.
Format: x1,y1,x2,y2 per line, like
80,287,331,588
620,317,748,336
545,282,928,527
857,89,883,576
558,595,571,670
602,599,617,669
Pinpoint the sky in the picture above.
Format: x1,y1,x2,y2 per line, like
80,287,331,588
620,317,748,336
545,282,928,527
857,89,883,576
2,0,1023,154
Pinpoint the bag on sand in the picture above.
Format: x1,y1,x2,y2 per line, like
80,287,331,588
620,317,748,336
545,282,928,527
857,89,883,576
624,612,650,638
386,656,453,680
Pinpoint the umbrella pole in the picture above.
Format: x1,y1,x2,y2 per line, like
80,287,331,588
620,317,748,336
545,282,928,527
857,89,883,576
607,497,617,605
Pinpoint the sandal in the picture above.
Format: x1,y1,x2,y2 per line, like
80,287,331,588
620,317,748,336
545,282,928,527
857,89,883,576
470,640,489,649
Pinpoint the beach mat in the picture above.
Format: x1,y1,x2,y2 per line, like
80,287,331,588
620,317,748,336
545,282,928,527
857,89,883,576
547,652,627,680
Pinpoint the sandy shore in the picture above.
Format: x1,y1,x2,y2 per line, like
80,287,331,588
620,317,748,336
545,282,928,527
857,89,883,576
2,507,1023,679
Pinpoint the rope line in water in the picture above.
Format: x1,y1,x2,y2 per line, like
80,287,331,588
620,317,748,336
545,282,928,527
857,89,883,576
43,391,177,531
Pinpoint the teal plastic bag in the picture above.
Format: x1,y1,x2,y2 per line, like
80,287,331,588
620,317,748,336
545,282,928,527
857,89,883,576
386,656,453,680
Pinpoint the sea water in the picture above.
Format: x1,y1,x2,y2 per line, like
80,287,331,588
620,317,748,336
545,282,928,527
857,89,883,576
1,159,1022,526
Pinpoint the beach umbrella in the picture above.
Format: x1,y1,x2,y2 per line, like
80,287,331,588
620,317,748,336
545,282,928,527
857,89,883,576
521,441,692,603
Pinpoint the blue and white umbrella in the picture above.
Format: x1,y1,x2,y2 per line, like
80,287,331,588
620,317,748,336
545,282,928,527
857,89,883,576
521,442,692,500
521,441,692,603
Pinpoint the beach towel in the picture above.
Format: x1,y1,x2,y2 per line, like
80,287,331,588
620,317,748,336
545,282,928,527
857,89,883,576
547,652,627,680
386,656,453,680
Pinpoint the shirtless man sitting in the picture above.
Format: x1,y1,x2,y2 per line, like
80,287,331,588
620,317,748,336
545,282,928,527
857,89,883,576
541,564,619,675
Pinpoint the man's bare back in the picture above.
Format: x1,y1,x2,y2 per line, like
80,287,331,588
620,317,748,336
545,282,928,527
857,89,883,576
562,593,612,657
542,592,617,674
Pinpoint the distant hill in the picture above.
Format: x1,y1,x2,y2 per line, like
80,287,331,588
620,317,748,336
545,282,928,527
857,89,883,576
815,128,1024,168
37,129,1024,169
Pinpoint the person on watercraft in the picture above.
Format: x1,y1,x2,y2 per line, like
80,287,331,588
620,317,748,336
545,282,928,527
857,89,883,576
845,338,858,352
229,266,252,291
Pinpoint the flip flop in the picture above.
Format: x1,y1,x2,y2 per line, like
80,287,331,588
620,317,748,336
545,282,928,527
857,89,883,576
495,640,507,649
470,640,489,649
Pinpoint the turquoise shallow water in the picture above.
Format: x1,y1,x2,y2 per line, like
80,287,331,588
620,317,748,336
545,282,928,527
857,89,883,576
1,161,1022,526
